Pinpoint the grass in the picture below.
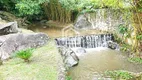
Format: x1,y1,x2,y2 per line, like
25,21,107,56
0,40,60,80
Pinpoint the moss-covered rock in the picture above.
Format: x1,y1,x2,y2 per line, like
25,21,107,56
0,11,28,28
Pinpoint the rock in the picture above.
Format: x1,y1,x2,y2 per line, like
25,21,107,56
0,17,7,24
73,48,86,57
0,11,28,28
107,41,119,50
0,33,49,60
74,14,92,30
0,22,19,35
58,47,79,69
40,20,48,24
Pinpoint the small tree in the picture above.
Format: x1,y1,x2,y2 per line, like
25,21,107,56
15,48,33,62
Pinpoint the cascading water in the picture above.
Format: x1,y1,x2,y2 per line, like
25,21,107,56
55,34,114,48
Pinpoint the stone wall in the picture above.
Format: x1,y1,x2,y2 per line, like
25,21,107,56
74,9,132,33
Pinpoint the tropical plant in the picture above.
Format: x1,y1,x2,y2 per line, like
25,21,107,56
14,48,34,62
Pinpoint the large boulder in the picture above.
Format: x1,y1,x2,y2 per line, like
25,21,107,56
0,33,49,60
74,14,92,30
58,47,79,69
0,22,19,35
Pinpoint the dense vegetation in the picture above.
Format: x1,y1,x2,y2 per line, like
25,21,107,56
0,0,133,21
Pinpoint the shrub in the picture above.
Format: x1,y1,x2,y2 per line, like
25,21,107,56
15,48,34,62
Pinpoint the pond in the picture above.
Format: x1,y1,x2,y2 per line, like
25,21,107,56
68,48,142,80
28,22,108,38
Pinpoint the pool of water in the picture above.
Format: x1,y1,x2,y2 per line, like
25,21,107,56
28,23,107,38
68,48,142,80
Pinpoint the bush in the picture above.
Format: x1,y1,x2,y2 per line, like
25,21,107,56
14,48,34,62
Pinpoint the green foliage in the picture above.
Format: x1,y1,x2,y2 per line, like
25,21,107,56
128,57,142,64
120,43,131,52
136,34,142,40
91,0,132,8
66,76,72,80
15,0,41,16
137,0,142,12
0,0,16,11
14,48,34,62
105,70,133,80
118,24,128,35
0,0,134,22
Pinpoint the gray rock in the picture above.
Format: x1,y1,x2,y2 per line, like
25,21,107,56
59,47,79,69
0,22,18,35
74,48,86,56
107,41,119,50
74,14,92,30
0,33,49,60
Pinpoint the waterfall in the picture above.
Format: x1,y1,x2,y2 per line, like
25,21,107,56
55,34,114,48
